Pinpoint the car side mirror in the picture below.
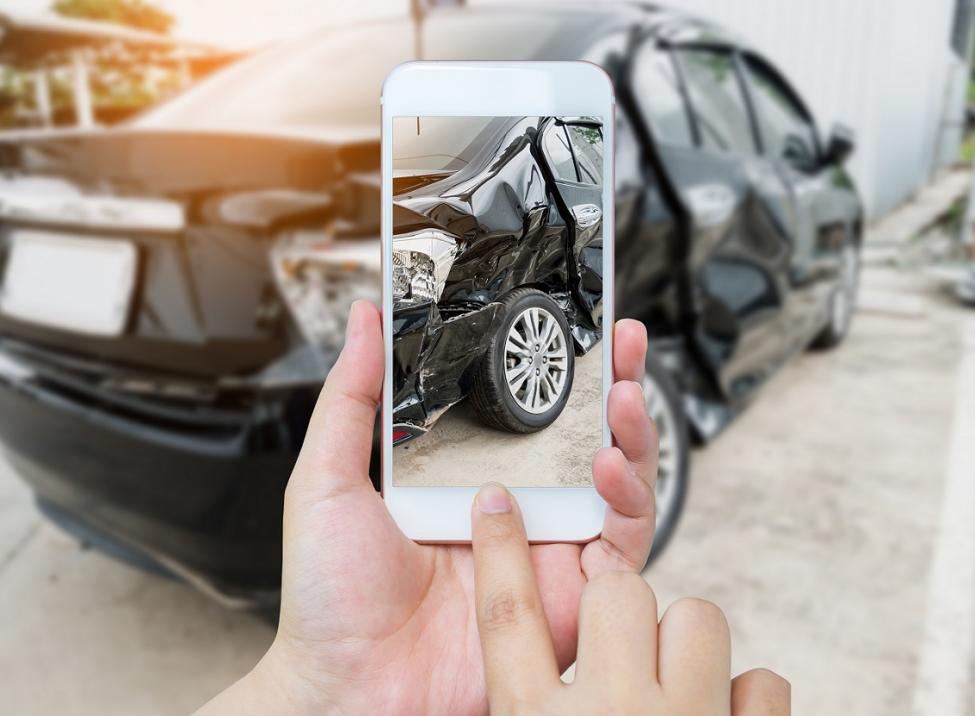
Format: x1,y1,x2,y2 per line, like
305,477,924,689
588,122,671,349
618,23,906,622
782,135,816,172
822,124,856,167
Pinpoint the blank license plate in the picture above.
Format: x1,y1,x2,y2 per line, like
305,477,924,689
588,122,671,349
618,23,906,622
1,230,137,336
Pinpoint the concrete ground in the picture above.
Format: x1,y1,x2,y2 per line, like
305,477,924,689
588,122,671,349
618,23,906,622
649,265,975,715
3,235,975,711
394,351,601,487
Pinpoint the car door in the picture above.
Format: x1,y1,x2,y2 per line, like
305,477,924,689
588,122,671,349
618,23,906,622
539,119,604,336
740,53,846,349
631,39,795,400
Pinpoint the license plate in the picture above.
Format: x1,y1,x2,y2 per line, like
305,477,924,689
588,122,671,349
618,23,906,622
0,230,137,336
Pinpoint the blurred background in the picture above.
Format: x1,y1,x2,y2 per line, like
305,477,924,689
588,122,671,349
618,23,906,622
0,1,974,714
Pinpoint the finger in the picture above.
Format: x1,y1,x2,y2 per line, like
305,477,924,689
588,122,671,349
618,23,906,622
658,598,732,710
732,669,791,716
582,382,657,576
472,484,561,705
610,380,656,486
292,300,383,493
594,447,653,518
586,446,654,574
575,572,659,689
614,319,647,383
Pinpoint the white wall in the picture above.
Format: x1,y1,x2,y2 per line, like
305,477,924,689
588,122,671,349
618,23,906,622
662,0,968,219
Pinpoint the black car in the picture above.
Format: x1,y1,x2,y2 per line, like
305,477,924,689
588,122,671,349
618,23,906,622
0,4,860,606
392,116,604,441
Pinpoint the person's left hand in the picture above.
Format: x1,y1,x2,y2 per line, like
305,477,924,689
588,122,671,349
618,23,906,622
197,300,657,715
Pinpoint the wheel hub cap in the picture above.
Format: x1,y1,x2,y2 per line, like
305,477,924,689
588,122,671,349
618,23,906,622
504,307,568,415
642,373,681,528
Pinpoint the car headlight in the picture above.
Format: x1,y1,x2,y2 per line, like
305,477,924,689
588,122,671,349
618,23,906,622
392,250,437,306
271,230,380,353
392,229,458,310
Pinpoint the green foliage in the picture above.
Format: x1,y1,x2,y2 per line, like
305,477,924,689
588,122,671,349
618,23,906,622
573,125,601,147
51,0,174,34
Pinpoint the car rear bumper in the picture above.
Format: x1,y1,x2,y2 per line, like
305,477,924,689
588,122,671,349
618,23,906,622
0,352,317,608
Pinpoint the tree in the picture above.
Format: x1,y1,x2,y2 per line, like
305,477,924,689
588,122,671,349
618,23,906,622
51,0,174,34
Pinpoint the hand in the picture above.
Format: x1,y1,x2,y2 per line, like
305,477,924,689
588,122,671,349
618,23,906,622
471,483,790,715
197,300,658,714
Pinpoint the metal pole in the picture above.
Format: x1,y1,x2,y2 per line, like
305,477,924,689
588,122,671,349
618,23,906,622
32,69,52,128
71,50,95,128
410,0,424,60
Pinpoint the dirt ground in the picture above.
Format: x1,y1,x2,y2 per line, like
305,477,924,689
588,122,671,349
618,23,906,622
394,351,602,487
1,265,974,714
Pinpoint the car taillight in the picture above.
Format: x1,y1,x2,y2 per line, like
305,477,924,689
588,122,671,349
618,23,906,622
391,229,458,311
270,231,380,353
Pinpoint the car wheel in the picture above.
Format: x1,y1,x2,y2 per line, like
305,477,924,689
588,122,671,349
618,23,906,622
471,288,575,433
644,352,690,564
812,243,860,350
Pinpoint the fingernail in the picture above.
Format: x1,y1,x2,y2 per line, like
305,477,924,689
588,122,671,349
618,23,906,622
476,483,512,514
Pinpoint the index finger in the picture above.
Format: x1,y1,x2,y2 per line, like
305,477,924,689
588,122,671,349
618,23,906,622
472,483,562,706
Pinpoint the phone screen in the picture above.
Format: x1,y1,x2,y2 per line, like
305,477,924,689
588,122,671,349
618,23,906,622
390,115,605,488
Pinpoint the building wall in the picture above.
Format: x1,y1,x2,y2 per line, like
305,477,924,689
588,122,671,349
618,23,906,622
664,0,969,219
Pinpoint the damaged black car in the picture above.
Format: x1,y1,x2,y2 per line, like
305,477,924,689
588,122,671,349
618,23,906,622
391,116,604,442
0,3,861,607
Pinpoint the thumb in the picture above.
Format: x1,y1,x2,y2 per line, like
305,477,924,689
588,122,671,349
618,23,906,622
290,300,384,497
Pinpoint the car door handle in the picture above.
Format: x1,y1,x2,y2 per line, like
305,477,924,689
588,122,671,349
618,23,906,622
571,204,602,229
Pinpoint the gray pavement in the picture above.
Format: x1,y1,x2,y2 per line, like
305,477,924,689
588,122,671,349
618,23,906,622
0,265,973,714
394,351,602,487
0,469,273,715
650,265,973,715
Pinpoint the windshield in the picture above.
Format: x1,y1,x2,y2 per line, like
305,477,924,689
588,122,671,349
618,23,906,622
134,10,603,134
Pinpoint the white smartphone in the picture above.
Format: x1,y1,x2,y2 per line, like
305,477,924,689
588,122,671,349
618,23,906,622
381,61,615,542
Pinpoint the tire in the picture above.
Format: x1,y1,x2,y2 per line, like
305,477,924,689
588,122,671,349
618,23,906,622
812,243,860,350
471,288,575,433
643,352,690,565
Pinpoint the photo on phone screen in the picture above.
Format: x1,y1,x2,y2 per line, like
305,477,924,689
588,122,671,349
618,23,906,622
390,115,605,488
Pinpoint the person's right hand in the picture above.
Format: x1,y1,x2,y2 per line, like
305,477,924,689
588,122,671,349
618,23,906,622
471,483,791,715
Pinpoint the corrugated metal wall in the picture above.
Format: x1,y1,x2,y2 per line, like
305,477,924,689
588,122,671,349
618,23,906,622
662,0,968,218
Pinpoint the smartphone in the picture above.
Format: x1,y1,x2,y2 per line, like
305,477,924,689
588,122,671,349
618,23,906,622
381,61,614,542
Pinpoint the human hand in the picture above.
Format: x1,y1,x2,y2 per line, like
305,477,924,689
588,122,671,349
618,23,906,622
197,299,657,715
471,484,790,715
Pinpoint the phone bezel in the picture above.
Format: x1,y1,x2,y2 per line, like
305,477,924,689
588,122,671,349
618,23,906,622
381,61,615,542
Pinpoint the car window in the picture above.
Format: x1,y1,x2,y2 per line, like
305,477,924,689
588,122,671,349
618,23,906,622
543,125,579,182
631,45,694,147
614,109,641,188
567,125,603,184
743,56,819,170
676,48,756,155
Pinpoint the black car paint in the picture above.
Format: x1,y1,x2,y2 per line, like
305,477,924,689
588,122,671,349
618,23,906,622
391,117,603,434
610,20,862,434
0,5,862,604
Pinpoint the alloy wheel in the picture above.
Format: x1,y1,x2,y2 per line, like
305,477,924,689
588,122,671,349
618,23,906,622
643,371,681,528
504,307,569,415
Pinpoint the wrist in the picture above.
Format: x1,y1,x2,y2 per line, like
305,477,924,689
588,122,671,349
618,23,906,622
195,638,333,716
251,638,335,714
